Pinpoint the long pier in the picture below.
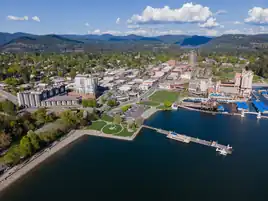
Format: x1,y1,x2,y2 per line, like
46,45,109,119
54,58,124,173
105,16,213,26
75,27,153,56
142,125,233,154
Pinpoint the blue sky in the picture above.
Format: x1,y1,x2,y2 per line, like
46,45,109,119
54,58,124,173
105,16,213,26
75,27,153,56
1,0,268,36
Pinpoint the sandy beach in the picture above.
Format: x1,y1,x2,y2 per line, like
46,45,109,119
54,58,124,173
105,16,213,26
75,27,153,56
0,129,135,193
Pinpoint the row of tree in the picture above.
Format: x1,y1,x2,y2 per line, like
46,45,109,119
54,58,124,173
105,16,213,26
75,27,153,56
2,109,97,165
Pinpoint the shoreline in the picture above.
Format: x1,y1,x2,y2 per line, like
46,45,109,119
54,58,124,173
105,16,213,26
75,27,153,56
177,105,268,119
0,129,138,193
1,107,266,193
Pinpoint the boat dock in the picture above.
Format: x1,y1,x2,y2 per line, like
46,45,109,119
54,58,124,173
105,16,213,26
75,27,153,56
142,125,233,155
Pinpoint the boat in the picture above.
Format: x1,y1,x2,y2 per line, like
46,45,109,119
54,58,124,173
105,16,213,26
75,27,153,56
171,103,178,110
216,148,228,156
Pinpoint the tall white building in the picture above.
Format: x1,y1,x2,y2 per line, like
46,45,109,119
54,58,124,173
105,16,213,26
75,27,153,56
189,50,197,68
74,74,98,97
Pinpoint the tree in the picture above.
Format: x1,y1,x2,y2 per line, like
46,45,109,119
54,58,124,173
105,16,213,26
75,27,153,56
107,99,117,107
27,130,41,151
82,99,97,108
0,133,11,149
135,118,144,128
113,114,122,125
19,136,33,157
164,101,172,108
60,110,78,126
70,69,76,79
121,105,131,112
4,146,21,165
0,100,16,115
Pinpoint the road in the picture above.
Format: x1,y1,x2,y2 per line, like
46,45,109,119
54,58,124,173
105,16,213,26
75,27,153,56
0,89,18,105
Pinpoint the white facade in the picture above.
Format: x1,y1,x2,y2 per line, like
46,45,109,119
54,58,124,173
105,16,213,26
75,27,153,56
180,72,192,80
74,74,98,95
139,84,150,91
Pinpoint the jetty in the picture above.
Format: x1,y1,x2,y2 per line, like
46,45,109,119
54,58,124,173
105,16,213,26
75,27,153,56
142,125,233,155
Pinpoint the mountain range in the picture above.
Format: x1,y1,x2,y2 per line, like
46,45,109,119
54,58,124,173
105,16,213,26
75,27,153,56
1,32,268,53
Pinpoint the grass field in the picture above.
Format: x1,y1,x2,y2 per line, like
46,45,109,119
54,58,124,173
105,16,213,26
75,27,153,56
139,101,160,106
87,121,107,131
102,124,122,134
101,114,113,122
149,90,180,103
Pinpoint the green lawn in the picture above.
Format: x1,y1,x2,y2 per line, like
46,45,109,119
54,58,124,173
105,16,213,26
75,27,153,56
87,121,107,131
139,101,160,106
102,124,122,134
149,91,180,103
101,114,113,122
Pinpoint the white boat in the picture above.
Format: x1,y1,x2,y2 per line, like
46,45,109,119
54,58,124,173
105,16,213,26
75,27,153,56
171,103,178,110
216,148,228,156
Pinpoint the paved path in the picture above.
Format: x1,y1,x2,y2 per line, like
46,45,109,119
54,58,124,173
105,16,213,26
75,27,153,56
0,89,18,105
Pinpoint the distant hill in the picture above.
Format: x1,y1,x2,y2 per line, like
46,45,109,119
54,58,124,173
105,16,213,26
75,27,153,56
0,32,34,46
179,35,212,47
156,35,189,44
200,34,268,52
1,32,268,53
1,35,84,53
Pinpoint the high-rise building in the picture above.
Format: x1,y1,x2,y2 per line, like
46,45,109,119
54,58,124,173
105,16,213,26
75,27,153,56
189,50,197,68
73,74,98,98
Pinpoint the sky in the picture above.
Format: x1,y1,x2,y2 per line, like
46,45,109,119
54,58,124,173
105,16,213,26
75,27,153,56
1,0,268,36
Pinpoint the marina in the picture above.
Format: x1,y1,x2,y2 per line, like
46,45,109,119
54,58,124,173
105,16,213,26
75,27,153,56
142,125,233,155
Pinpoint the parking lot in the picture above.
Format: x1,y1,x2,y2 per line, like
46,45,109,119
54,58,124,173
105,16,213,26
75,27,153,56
124,104,147,119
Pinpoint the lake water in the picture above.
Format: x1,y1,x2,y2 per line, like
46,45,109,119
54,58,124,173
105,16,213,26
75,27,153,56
1,109,268,201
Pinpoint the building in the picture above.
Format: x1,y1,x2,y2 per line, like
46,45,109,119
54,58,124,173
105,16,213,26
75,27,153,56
189,78,212,94
72,74,98,99
189,50,197,68
167,60,176,67
218,69,253,98
17,84,66,108
180,72,192,80
41,95,80,107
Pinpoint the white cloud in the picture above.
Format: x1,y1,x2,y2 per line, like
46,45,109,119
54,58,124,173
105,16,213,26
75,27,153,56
127,24,140,29
245,7,268,24
234,21,242,25
199,17,220,28
32,16,40,22
116,18,120,24
85,22,90,27
200,29,218,36
214,10,227,15
127,3,213,24
88,29,101,34
7,15,28,21
87,28,185,37
223,29,244,34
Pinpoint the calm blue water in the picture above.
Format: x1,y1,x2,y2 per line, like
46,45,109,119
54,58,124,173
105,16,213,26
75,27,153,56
1,109,268,201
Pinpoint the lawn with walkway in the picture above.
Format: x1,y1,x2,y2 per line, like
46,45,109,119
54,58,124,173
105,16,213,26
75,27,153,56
149,90,180,103
102,124,122,135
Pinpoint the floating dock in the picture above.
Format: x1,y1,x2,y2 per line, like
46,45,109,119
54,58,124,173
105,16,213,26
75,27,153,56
142,125,233,155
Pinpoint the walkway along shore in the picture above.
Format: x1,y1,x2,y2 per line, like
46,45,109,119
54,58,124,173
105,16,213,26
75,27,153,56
1,106,266,193
0,128,142,193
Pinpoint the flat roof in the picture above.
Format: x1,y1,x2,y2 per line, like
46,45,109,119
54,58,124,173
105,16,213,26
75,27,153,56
45,95,79,102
